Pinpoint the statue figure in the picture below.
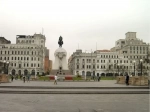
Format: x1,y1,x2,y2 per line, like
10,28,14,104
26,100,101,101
58,36,63,47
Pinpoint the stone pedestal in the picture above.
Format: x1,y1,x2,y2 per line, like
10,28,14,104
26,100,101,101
52,47,69,75
0,74,9,83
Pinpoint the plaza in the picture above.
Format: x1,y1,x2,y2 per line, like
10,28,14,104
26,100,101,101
0,80,149,112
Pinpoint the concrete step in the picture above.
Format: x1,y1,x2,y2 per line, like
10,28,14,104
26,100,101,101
0,86,149,89
0,90,149,94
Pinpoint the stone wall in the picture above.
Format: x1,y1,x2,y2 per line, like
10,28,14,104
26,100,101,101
116,76,149,86
0,74,9,83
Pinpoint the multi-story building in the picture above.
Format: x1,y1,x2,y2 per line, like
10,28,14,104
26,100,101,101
0,37,11,44
69,32,150,76
0,33,49,76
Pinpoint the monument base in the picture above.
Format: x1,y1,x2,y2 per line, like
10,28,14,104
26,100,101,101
50,70,72,75
0,74,10,83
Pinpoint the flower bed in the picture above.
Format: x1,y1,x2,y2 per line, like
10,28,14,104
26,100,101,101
49,76,55,80
65,76,73,80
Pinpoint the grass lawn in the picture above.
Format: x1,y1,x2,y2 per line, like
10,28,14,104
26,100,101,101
38,76,50,81
101,77,116,80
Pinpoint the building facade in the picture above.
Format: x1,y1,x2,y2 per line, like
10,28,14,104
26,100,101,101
69,32,150,76
0,37,11,44
0,33,49,76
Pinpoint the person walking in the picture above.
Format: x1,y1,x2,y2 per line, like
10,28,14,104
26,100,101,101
11,75,14,82
125,73,129,85
27,74,30,82
98,74,101,82
54,74,58,85
23,75,26,83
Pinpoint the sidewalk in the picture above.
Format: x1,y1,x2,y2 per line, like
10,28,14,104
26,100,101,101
0,80,147,87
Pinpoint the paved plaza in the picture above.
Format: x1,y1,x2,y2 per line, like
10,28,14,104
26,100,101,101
0,94,149,112
0,80,147,87
0,80,150,112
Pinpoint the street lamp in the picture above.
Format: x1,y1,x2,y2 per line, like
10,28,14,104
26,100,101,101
121,63,124,76
140,59,143,76
117,63,120,76
133,60,136,76
3,60,6,74
6,61,9,74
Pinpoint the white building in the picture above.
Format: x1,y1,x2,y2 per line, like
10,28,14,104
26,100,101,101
69,32,150,76
0,33,48,76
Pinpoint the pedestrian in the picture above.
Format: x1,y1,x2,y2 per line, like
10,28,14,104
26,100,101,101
125,73,129,85
98,74,101,82
27,74,30,82
23,75,26,83
11,75,14,82
54,74,58,85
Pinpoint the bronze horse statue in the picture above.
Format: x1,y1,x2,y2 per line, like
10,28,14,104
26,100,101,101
58,36,63,47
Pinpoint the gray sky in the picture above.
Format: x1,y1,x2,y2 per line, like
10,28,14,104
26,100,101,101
0,0,150,62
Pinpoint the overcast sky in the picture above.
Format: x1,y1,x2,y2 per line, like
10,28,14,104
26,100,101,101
0,0,149,62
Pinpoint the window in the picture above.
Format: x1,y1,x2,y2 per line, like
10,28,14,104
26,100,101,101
31,63,33,67
77,65,79,69
27,63,28,67
82,65,84,69
89,65,91,69
38,64,39,67
24,57,26,60
12,57,13,60
93,59,95,62
18,57,20,60
82,59,84,62
97,60,99,63
15,57,16,60
93,65,95,69
97,65,99,69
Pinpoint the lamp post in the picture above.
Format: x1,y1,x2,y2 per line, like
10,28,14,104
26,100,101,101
6,61,9,74
3,60,6,74
121,63,124,76
117,63,120,76
140,59,143,76
133,60,136,76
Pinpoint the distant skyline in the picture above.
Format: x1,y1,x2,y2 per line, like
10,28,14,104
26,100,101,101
0,0,149,62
